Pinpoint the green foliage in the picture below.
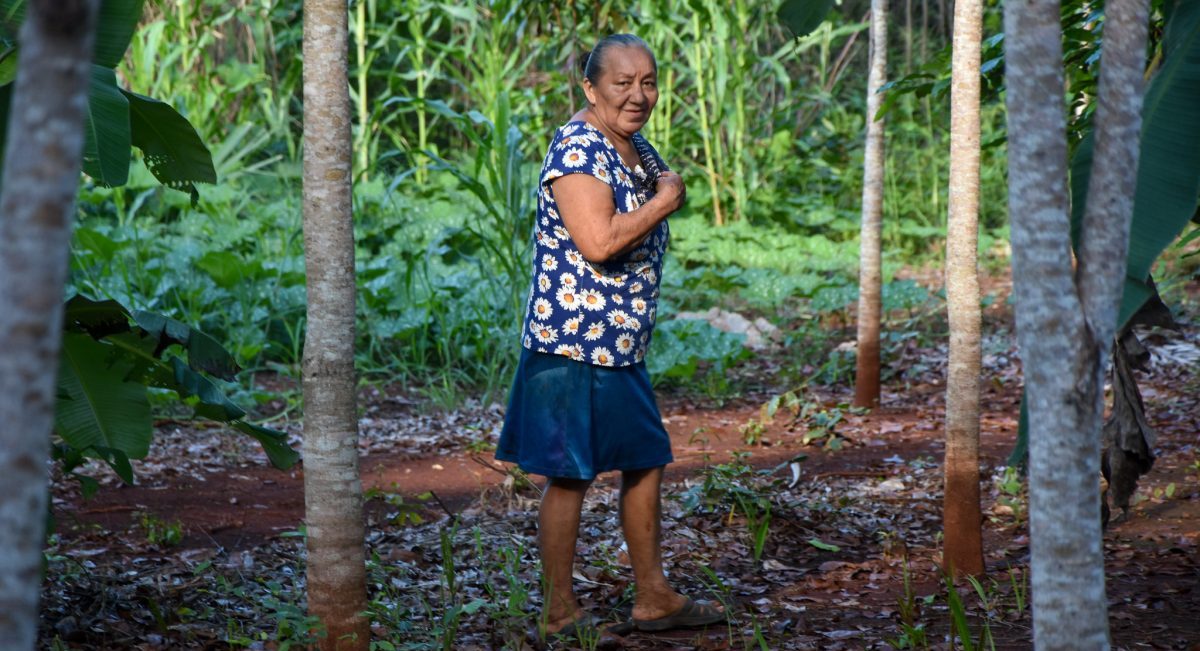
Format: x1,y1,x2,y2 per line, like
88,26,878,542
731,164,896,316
55,295,298,484
678,454,779,562
646,318,750,389
778,0,836,39
138,512,184,547
0,0,215,198
1070,1,1200,328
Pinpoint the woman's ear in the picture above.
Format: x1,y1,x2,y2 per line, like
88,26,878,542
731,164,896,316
582,79,597,106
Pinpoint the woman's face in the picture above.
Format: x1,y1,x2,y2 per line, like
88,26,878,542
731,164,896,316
583,46,658,138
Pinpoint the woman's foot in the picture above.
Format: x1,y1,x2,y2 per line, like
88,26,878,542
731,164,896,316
543,608,588,636
631,590,725,631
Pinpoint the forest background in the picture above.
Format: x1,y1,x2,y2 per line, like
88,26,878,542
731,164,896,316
68,0,1020,406
17,0,1200,648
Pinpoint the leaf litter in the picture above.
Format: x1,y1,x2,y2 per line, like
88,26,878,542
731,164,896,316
41,322,1200,649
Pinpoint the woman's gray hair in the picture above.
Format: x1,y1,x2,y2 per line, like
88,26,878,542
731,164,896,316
580,34,656,83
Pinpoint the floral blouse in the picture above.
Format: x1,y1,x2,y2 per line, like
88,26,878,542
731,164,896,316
519,121,670,367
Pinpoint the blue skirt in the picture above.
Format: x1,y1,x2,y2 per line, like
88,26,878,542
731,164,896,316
496,348,674,480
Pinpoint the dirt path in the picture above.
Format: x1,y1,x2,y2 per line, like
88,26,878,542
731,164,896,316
58,386,1020,552
46,344,1200,649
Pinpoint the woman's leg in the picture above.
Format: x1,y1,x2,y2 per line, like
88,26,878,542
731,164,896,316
539,476,592,632
619,466,688,620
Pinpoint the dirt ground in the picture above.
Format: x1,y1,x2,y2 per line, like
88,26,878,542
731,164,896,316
42,323,1200,650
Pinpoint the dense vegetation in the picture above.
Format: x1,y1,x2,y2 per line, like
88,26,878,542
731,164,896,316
66,0,1022,405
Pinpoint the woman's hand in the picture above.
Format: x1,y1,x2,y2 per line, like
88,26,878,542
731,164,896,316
654,171,686,215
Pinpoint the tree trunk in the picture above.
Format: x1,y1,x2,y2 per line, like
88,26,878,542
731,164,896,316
904,0,914,74
942,0,985,579
854,0,887,408
0,1,99,648
1005,0,1148,646
302,0,370,649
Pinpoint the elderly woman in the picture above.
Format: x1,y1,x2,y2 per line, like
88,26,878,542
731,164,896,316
495,34,725,639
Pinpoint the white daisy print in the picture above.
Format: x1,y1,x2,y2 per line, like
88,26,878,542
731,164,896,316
538,273,551,292
583,321,606,341
541,254,558,271
615,333,635,355
592,163,611,184
595,151,610,166
607,309,634,330
558,272,577,287
564,249,586,272
624,193,639,212
553,225,570,240
542,236,559,250
591,347,614,367
556,286,580,311
523,334,532,348
563,316,582,335
615,168,631,187
532,323,558,344
548,207,560,221
579,289,606,312
562,148,587,168
611,294,624,305
629,281,644,294
554,344,575,357
532,298,553,321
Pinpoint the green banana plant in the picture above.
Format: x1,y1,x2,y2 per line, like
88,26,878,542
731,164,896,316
0,1,287,491
56,296,298,496
0,0,215,200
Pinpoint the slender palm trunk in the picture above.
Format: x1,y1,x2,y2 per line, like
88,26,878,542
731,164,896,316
0,1,99,648
854,0,888,408
943,0,984,578
1005,0,1149,646
302,1,370,649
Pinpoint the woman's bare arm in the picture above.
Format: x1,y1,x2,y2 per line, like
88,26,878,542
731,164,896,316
552,171,685,263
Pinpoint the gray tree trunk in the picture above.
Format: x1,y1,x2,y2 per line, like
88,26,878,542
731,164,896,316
302,0,370,648
1005,0,1149,647
943,0,984,578
854,0,888,408
0,1,99,648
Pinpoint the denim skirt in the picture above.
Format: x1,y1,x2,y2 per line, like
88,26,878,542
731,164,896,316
495,348,674,480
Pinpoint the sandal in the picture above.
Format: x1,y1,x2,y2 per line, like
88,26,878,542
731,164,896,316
631,597,726,632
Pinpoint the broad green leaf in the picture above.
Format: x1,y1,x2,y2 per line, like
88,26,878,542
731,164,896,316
1125,2,1200,287
63,294,132,338
124,89,217,199
133,310,239,380
93,0,145,68
1068,3,1200,328
0,1,23,42
0,45,15,85
90,446,134,484
231,420,300,470
55,332,152,461
0,0,143,67
73,226,121,262
82,65,131,186
778,0,836,39
168,356,246,422
195,250,265,289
